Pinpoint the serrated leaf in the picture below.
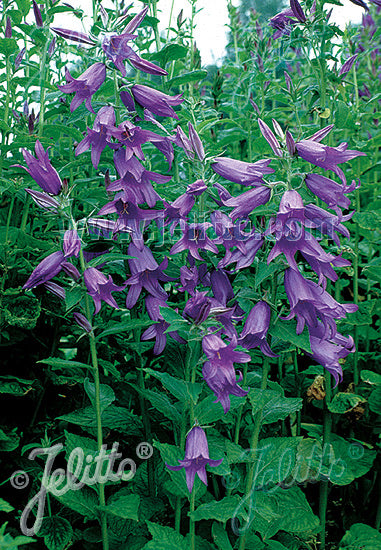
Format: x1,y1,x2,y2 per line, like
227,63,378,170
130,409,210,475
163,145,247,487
58,405,142,435
339,523,381,549
144,368,202,404
168,70,208,87
96,319,152,341
37,357,91,371
194,394,247,424
38,517,73,550
99,494,140,521
212,522,233,550
361,370,381,386
53,486,98,519
327,392,366,414
248,389,303,424
190,495,242,522
269,320,311,354
137,387,181,423
0,498,14,513
84,378,115,412
142,521,187,550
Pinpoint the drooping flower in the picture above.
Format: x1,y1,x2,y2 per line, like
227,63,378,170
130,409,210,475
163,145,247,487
270,9,297,39
218,231,264,271
305,173,358,212
164,180,207,232
23,251,65,290
211,157,274,186
58,62,106,113
75,106,116,168
304,203,352,246
125,243,175,309
183,291,212,325
239,301,277,357
131,85,183,119
283,268,357,338
222,186,271,220
17,140,62,195
73,312,92,333
83,267,125,314
296,140,366,184
166,426,223,493
170,222,219,261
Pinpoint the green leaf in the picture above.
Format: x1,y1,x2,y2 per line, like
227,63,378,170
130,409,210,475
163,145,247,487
99,494,140,522
0,428,20,452
159,307,190,334
368,386,381,415
96,319,152,341
65,287,84,311
352,211,381,230
58,405,142,435
38,517,73,550
3,295,41,330
53,487,98,519
0,498,14,513
145,368,202,404
253,437,302,487
0,38,18,57
334,100,349,128
190,496,242,523
84,378,115,412
327,392,366,414
194,394,246,424
151,43,188,65
248,389,303,424
142,521,187,550
15,0,31,16
42,124,84,142
254,262,284,290
168,70,208,87
361,370,381,386
137,387,181,424
269,320,312,354
245,486,319,539
37,357,91,371
211,522,233,550
339,523,381,549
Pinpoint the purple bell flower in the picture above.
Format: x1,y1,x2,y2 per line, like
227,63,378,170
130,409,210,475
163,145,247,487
23,251,65,290
166,426,223,493
125,243,175,309
73,312,92,333
223,186,271,220
51,27,96,45
75,106,116,169
283,268,358,338
290,0,307,22
188,123,205,161
218,231,264,271
304,203,352,246
33,0,43,27
238,301,278,357
44,281,66,300
270,9,297,38
83,267,125,314
258,118,282,157
25,189,60,211
183,291,212,325
296,140,366,184
338,54,359,76
5,16,12,38
211,157,274,186
58,63,106,113
18,140,62,195
305,173,358,212
131,85,183,119
170,222,219,261
179,265,199,294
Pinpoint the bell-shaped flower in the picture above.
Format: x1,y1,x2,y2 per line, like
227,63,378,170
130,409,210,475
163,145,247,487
131,85,183,119
218,231,264,271
283,268,357,338
17,140,62,195
170,222,219,261
202,333,250,366
125,243,175,309
304,204,352,246
223,186,271,220
25,189,60,211
63,229,81,258
166,426,223,493
84,267,125,314
212,157,274,186
75,106,116,168
239,301,278,357
203,360,248,414
23,251,65,290
305,173,358,213
58,63,106,113
183,291,212,325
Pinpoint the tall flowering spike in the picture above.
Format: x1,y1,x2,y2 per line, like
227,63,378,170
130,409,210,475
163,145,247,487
166,426,223,493
131,85,183,119
339,54,359,76
296,139,366,184
58,63,106,113
290,0,307,22
84,267,125,315
212,157,274,186
18,140,62,195
33,0,43,27
258,119,283,157
239,301,278,357
51,27,96,45
23,251,65,290
188,123,205,161
63,229,81,258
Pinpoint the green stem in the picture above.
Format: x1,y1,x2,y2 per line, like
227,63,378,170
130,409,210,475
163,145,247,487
294,351,301,436
189,488,196,550
114,71,120,125
234,363,249,445
167,0,175,40
319,372,332,550
238,358,270,550
150,0,161,53
0,56,12,174
353,188,360,386
79,250,109,550
0,195,16,325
